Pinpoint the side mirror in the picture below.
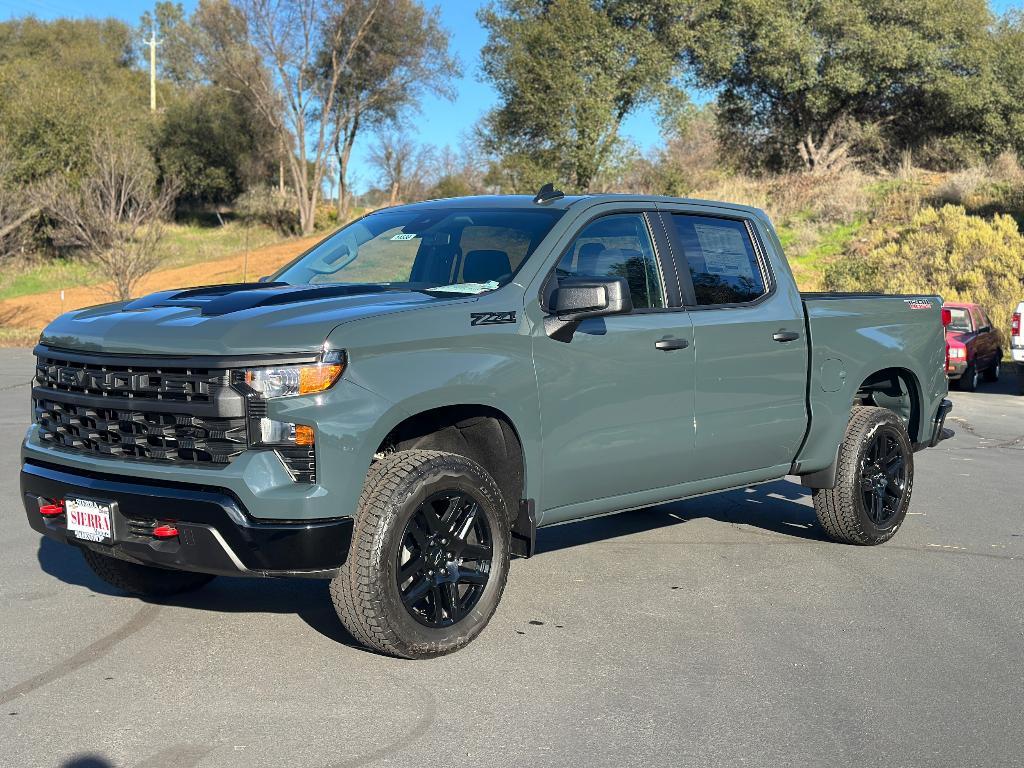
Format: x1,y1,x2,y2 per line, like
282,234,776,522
257,275,270,283
978,325,990,333
545,276,633,342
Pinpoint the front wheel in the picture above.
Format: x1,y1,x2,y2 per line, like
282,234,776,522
812,406,914,545
331,450,510,659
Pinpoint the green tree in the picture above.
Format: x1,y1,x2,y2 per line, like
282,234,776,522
0,18,148,184
156,88,278,204
993,11,1024,159
479,0,688,192
140,2,282,206
318,0,459,218
685,0,1009,172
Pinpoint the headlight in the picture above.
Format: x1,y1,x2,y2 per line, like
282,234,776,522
948,347,966,359
244,349,346,398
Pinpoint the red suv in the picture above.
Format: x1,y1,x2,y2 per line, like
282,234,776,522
944,302,1003,391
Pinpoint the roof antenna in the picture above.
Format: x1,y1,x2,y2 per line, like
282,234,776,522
533,182,565,205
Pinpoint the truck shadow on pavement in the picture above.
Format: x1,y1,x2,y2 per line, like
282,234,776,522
36,537,360,648
535,478,822,555
36,479,818,647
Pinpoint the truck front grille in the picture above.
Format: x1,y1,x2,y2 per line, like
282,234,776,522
35,354,217,402
33,349,247,467
35,398,247,464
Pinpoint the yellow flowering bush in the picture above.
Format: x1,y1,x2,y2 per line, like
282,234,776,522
826,205,1024,341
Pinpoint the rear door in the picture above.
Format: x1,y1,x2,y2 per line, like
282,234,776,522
658,210,809,480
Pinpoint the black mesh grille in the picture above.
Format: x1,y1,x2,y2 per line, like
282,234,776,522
35,398,247,464
33,350,247,467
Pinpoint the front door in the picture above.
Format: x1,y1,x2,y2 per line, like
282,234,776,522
532,212,696,520
661,211,809,480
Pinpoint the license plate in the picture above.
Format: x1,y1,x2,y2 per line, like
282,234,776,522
66,498,113,544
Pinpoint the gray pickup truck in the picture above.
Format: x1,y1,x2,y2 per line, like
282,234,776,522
22,188,952,658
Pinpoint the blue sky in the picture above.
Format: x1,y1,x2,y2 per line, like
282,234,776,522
2,0,1022,191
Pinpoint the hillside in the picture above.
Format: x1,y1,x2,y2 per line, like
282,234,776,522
0,234,319,345
1,163,1022,347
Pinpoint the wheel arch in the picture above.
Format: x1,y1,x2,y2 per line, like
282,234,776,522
854,367,924,443
374,404,528,530
800,366,925,490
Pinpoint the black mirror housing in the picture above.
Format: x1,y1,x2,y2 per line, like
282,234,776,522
545,277,633,342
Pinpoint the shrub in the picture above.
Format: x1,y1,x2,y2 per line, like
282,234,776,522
935,166,988,206
826,204,1024,339
235,186,299,236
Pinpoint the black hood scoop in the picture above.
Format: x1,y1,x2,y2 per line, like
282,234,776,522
122,282,397,317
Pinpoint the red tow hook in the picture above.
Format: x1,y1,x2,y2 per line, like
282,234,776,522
39,500,64,517
153,524,179,539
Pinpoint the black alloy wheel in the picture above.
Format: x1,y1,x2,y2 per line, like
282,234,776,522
858,426,908,527
397,490,493,627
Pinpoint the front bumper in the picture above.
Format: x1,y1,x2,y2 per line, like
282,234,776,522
945,360,966,380
22,460,352,578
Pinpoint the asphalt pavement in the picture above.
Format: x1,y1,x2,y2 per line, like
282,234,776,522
0,347,1021,768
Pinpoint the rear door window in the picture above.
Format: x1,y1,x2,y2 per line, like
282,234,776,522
668,215,767,305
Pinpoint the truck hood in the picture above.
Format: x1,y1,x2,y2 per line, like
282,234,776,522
40,282,452,356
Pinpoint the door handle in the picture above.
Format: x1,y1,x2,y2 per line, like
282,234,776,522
772,331,800,343
655,338,689,351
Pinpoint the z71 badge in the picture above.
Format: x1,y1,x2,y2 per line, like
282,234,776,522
470,311,517,326
903,298,934,310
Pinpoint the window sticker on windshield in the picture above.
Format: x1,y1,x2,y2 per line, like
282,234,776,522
390,233,418,241
693,223,753,279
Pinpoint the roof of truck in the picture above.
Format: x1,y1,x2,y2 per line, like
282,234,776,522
392,193,769,219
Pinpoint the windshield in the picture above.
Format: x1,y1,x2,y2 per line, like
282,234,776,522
946,307,972,332
273,207,564,293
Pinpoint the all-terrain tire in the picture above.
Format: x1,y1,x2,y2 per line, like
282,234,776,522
331,449,511,659
812,406,915,546
983,353,1001,383
81,548,215,596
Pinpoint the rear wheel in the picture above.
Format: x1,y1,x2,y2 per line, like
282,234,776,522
812,407,914,546
81,549,215,596
983,353,1001,383
331,449,510,659
959,364,978,392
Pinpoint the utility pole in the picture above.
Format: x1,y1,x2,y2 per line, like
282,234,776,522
145,29,160,112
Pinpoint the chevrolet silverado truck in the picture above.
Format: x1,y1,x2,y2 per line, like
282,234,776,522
21,189,953,659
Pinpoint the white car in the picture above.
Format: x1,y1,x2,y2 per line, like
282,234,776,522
1013,301,1024,393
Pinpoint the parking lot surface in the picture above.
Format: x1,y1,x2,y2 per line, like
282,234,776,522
1,347,1021,768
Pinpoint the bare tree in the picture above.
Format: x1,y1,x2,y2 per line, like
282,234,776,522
0,144,39,260
47,135,179,301
368,131,431,205
197,0,381,235
318,0,458,220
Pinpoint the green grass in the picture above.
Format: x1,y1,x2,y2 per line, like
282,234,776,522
0,221,288,301
0,259,97,300
155,221,282,270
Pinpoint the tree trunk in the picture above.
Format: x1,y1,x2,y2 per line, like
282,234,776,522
389,181,399,206
797,123,851,174
0,205,40,240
